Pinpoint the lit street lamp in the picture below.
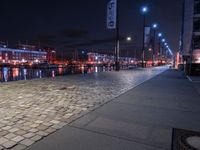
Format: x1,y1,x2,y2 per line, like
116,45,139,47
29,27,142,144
141,6,148,68
152,23,158,66
126,36,132,41
158,33,163,57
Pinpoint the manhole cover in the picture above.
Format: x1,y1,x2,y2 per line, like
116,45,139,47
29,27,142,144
172,128,200,150
186,136,200,150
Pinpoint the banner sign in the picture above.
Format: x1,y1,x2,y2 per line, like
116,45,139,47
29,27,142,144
107,0,117,29
144,27,151,48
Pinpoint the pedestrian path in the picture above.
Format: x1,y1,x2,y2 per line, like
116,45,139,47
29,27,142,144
0,67,167,149
28,69,200,150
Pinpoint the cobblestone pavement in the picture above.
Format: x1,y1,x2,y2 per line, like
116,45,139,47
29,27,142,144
0,66,167,149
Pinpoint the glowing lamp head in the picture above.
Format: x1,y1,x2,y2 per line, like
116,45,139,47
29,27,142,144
126,36,132,41
152,24,158,28
158,33,162,37
141,6,148,13
162,39,166,42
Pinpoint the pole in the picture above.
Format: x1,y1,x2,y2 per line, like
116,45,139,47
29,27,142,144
115,0,120,71
142,14,146,68
153,28,156,66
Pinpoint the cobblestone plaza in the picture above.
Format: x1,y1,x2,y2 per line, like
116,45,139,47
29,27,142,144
0,67,167,149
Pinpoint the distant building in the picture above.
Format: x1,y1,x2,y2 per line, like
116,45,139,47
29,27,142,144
180,0,200,74
44,48,56,63
0,47,47,64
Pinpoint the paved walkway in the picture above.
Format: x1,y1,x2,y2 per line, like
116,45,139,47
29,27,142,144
28,69,200,150
0,67,167,149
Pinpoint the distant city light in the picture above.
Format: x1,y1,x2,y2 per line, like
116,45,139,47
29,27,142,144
162,39,166,42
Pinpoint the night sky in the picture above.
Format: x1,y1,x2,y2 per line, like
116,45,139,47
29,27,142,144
0,0,182,57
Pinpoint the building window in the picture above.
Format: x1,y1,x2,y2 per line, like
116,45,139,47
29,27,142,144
194,0,200,14
193,35,200,49
193,17,200,32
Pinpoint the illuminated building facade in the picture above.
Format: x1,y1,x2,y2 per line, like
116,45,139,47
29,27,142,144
44,48,56,63
0,47,47,64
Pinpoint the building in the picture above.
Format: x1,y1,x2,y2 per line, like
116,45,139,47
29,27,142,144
180,0,200,74
0,47,47,64
44,48,56,63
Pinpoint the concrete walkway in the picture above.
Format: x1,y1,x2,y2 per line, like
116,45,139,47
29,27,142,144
28,69,200,150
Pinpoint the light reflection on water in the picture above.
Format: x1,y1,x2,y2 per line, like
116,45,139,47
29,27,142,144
0,66,115,82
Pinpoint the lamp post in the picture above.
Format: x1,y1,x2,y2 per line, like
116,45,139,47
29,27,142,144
126,36,132,58
158,33,162,60
152,23,158,66
141,6,148,68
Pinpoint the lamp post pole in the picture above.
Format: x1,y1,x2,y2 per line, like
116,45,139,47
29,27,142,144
141,6,148,68
152,24,157,66
142,14,146,68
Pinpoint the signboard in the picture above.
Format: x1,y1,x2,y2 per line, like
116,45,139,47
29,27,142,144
107,0,117,29
144,27,151,49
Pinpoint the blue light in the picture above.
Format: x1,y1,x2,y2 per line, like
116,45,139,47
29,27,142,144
141,6,148,13
152,23,158,28
158,33,162,37
162,39,166,42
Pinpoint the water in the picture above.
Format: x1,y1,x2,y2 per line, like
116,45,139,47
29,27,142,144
0,66,115,82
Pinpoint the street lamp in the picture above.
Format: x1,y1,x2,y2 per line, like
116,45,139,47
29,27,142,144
162,39,166,42
152,23,158,66
158,33,162,37
158,33,162,58
126,36,132,41
141,6,148,68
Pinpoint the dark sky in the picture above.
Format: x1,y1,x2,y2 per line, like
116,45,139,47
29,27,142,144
0,0,182,57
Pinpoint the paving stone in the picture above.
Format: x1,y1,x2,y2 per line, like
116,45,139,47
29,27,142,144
29,128,38,133
45,128,57,134
12,136,24,142
31,135,42,142
0,137,8,145
2,126,12,130
0,130,9,136
2,140,17,149
9,128,19,133
10,144,27,150
36,131,48,136
37,125,48,130
5,133,17,139
15,130,27,136
23,133,35,138
20,139,35,146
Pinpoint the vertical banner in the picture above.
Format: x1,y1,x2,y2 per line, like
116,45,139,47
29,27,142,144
144,27,151,49
107,0,117,29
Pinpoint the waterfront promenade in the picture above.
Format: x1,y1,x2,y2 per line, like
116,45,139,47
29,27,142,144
28,69,200,150
0,66,167,149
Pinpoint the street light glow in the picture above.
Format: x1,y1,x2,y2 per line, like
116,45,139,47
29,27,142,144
152,23,158,28
162,39,166,42
158,33,162,37
141,6,148,13
126,36,132,41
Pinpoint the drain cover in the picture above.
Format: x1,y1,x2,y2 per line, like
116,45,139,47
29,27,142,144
172,128,200,150
186,136,200,149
